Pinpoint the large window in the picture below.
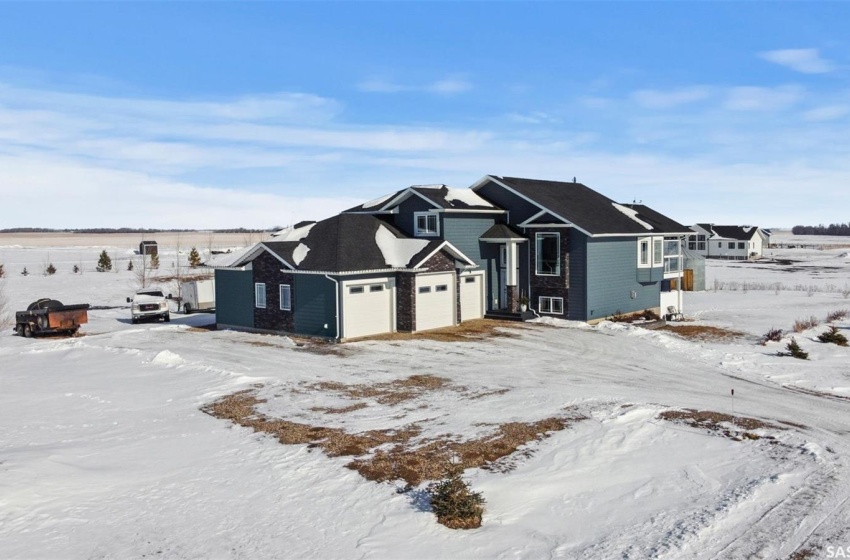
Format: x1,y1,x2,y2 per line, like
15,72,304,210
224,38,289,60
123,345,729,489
535,232,560,276
654,239,663,265
255,283,266,308
279,284,291,311
414,212,439,237
539,296,564,315
639,238,650,267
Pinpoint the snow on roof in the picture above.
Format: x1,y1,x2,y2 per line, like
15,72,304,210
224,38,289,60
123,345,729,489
612,203,654,231
444,186,494,208
360,192,394,209
374,224,429,268
292,243,310,266
203,245,254,268
272,222,316,241
410,184,443,189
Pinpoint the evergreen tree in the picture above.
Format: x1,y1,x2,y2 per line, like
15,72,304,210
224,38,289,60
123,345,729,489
73,264,80,274
96,250,112,272
427,463,486,529
0,263,4,278
127,260,134,271
46,263,57,275
188,246,202,268
21,267,29,276
780,338,809,359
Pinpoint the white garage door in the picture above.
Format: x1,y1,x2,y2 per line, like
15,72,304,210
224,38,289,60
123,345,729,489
415,272,455,331
459,273,484,322
342,279,393,339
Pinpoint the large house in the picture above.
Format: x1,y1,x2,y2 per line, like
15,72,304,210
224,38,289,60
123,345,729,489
688,224,770,259
214,175,691,340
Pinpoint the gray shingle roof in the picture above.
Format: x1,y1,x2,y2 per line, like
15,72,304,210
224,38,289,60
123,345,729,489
346,185,497,213
487,176,691,236
710,225,761,241
480,223,526,240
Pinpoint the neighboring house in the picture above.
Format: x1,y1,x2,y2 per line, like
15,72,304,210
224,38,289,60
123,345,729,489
214,176,693,339
688,224,770,259
212,213,479,340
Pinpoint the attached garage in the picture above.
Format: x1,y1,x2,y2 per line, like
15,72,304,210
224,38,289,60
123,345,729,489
415,272,456,331
459,272,484,322
342,278,395,339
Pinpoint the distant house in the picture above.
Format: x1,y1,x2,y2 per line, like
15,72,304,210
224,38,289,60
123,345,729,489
139,240,158,256
214,175,693,339
688,224,770,259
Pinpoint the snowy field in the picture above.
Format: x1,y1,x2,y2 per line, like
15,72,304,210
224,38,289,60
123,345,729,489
2,231,850,559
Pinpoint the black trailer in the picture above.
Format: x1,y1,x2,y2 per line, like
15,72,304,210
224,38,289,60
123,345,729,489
15,299,90,337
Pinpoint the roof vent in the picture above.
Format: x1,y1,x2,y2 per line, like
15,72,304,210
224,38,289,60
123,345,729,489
573,177,576,183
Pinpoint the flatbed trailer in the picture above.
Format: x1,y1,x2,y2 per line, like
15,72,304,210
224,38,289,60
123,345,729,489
15,299,90,337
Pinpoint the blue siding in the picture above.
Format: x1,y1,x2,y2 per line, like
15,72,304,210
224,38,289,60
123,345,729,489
585,237,660,320
293,275,338,338
568,233,588,320
215,269,254,328
442,215,497,265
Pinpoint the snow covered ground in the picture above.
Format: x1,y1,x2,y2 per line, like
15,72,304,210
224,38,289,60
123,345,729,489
1,231,850,559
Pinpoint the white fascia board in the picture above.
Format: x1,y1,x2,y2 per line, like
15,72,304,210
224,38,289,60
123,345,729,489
411,240,477,269
378,188,441,212
257,243,296,270
480,237,528,243
437,208,506,214
517,209,548,226
284,267,428,276
231,243,295,270
521,223,574,229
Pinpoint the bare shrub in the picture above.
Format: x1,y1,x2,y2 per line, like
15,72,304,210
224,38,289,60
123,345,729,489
843,285,850,299
826,309,849,322
0,263,4,278
0,279,10,329
793,316,819,333
760,327,783,345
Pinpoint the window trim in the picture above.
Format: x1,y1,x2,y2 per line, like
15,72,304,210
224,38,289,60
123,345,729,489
535,232,561,276
418,286,432,294
279,284,291,311
538,296,564,315
349,286,364,294
435,284,448,292
638,237,651,268
414,212,439,237
255,283,266,309
369,284,384,292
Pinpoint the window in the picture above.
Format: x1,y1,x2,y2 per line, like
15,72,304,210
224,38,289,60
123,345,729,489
535,232,560,276
255,283,266,308
279,284,291,311
418,286,431,294
464,276,476,284
728,242,735,249
737,242,745,249
435,284,448,292
698,242,706,251
369,284,384,292
349,286,364,294
414,212,439,237
538,296,564,315
639,238,650,267
653,239,663,265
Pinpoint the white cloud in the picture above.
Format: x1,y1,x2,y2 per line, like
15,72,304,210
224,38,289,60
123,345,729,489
357,75,472,95
803,104,849,122
759,48,835,74
724,85,803,112
632,87,711,109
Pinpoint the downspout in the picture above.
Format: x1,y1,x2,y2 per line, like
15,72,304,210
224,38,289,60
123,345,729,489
678,235,684,315
324,274,341,341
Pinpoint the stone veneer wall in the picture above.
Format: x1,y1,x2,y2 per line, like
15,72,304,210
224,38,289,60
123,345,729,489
529,229,571,315
252,251,295,332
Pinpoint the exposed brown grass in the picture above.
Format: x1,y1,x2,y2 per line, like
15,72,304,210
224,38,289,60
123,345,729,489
659,409,783,441
793,316,820,333
357,319,533,343
310,402,369,414
787,547,819,560
826,309,849,322
657,324,747,342
308,374,453,405
203,388,585,486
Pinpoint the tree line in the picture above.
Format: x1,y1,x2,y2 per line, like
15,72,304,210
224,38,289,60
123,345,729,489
791,223,850,236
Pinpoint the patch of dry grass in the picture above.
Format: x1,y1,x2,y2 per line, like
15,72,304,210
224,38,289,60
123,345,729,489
310,402,369,414
357,319,534,343
659,408,784,441
308,374,453,405
657,324,747,342
203,388,586,487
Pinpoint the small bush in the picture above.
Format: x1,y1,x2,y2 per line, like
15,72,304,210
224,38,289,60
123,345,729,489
96,250,112,272
21,267,29,276
779,338,808,360
818,326,848,347
127,260,134,271
826,309,849,323
793,316,819,333
150,253,160,269
427,463,485,530
760,327,783,345
72,264,80,274
0,263,4,278
45,263,56,275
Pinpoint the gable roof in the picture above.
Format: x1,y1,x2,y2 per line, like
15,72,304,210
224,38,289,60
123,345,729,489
709,225,762,241
228,214,476,274
473,175,691,236
346,184,500,214
480,223,526,241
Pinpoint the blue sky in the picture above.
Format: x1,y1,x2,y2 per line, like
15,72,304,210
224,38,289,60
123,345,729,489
0,2,848,229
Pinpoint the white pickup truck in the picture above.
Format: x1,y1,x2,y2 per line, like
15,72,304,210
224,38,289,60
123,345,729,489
127,288,171,324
